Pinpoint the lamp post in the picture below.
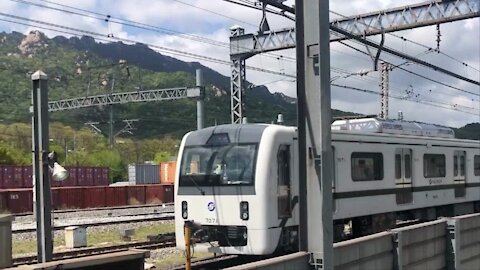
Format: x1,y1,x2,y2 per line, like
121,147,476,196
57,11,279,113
31,70,53,262
31,71,70,262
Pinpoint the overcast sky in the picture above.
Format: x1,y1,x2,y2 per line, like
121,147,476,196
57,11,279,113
0,0,478,127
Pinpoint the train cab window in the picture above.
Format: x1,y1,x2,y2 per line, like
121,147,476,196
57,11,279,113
474,155,480,176
453,151,466,179
351,152,383,181
179,144,258,186
423,154,446,178
277,145,292,218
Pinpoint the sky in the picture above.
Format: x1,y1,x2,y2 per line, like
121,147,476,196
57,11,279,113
0,0,479,128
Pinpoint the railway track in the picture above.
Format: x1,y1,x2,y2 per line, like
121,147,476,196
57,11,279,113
13,203,174,217
13,214,174,234
13,235,176,265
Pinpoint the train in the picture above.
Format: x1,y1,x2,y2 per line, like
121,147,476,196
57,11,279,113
174,118,480,255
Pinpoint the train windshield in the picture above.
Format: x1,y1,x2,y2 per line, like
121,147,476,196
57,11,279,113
179,144,257,186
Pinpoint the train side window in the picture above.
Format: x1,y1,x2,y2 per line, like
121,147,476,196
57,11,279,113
351,152,383,181
395,154,401,179
423,154,446,178
454,151,466,178
474,155,480,176
277,145,291,218
404,154,411,179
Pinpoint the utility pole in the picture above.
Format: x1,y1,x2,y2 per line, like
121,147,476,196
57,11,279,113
31,70,53,262
196,69,205,130
380,61,390,119
296,0,333,269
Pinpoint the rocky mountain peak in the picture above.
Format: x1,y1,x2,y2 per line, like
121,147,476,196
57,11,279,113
18,30,48,55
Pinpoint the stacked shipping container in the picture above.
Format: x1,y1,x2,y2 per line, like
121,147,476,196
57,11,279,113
0,165,110,189
128,164,160,185
160,161,176,184
0,184,174,213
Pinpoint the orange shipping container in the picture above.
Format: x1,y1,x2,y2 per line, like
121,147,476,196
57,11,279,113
160,161,176,184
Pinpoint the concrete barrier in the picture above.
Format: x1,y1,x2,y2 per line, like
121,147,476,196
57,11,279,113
447,213,480,270
392,219,447,270
0,214,14,269
333,231,393,270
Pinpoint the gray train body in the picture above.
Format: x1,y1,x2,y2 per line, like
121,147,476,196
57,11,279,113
175,120,480,255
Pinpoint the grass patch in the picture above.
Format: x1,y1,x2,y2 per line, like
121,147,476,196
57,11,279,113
13,223,174,255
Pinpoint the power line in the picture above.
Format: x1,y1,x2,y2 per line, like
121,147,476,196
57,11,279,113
169,0,256,27
331,83,479,116
0,13,296,78
9,0,297,62
337,39,480,97
329,9,480,73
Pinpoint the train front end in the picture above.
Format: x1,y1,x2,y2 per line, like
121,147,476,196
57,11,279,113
175,124,296,255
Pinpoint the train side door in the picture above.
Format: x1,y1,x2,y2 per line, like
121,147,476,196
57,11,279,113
395,148,413,204
277,145,292,218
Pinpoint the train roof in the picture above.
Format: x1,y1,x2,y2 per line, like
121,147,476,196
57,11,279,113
331,117,455,138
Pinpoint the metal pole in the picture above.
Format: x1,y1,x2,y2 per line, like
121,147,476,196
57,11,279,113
294,0,308,252
380,62,389,119
109,74,115,146
31,70,53,262
196,69,205,130
184,221,192,270
299,0,333,269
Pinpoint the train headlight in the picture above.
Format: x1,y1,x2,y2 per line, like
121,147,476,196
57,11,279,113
240,201,249,220
182,201,188,219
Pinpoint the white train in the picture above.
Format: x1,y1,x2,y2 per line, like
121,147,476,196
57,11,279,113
175,118,480,255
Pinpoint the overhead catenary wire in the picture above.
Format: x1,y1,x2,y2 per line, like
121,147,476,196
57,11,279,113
0,13,296,78
330,9,480,73
331,84,479,116
9,0,297,62
336,38,480,97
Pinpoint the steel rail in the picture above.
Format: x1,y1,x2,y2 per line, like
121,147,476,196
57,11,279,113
13,237,176,265
13,215,174,234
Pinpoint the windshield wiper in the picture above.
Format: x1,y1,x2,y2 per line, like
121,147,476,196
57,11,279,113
187,175,206,195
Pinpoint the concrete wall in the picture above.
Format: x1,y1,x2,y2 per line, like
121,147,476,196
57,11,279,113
224,252,310,270
392,219,447,270
333,232,393,270
230,213,480,270
448,213,480,270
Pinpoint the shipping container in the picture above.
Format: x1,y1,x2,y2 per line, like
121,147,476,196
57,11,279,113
23,166,33,188
145,185,164,204
76,167,87,186
160,161,176,184
85,167,94,186
1,165,14,189
101,168,110,185
6,189,33,213
83,186,106,208
50,188,61,210
57,187,83,209
127,185,146,205
93,167,109,186
105,186,127,207
0,191,7,212
12,166,24,188
128,164,160,185
163,184,174,203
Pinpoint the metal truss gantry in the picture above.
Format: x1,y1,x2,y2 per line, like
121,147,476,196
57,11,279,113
48,87,201,112
229,0,480,123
